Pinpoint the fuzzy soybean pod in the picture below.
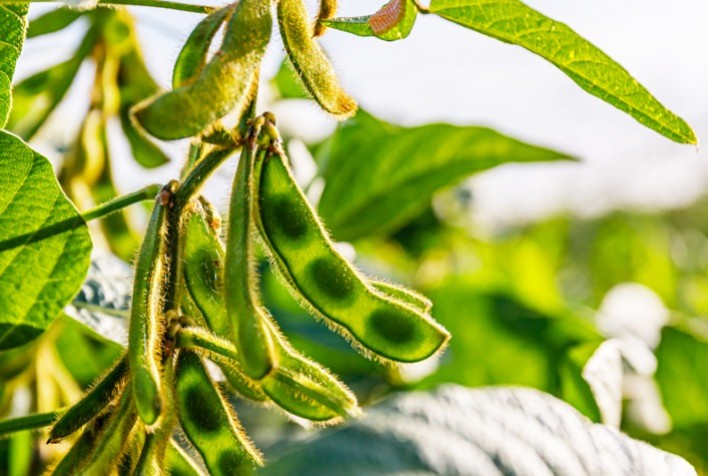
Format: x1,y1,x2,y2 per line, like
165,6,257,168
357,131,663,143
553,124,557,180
182,209,356,416
371,280,433,314
77,389,139,475
48,355,128,443
167,439,206,476
133,0,272,140
277,0,356,117
256,149,450,363
262,321,359,422
176,351,263,475
129,182,176,427
182,210,268,402
314,0,338,37
50,412,111,476
172,5,235,89
224,141,277,380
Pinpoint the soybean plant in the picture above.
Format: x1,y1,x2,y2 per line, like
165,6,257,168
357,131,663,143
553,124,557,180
34,1,449,471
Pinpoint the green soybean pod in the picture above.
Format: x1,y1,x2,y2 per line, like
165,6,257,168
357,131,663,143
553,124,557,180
175,352,263,475
50,412,110,476
132,433,166,476
314,0,337,37
132,0,272,140
78,389,139,475
48,355,128,443
173,5,235,89
175,325,266,403
129,182,176,427
182,210,268,402
262,322,359,422
370,280,432,314
255,148,450,363
167,439,206,476
224,141,277,380
277,0,356,118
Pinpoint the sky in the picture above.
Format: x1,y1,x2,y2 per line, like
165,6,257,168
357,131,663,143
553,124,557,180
18,0,708,230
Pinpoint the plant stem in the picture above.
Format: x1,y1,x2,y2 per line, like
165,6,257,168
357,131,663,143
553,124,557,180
81,184,162,223
173,146,239,210
98,0,214,14
0,410,65,438
0,0,213,14
176,327,240,363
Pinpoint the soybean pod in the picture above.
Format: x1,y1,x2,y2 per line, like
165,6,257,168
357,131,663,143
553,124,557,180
224,133,277,380
48,354,129,443
167,439,206,476
175,351,263,475
182,208,267,402
314,0,338,37
129,182,176,427
172,5,235,89
262,320,359,422
76,389,139,475
133,0,272,140
50,412,110,476
370,280,433,314
255,145,450,363
277,0,356,117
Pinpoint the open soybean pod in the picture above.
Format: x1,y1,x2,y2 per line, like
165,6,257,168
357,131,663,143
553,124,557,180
277,0,356,117
176,351,263,475
73,389,139,475
371,280,433,314
48,355,128,443
132,0,272,140
262,322,359,422
255,146,450,363
129,182,176,427
173,5,235,89
224,139,277,380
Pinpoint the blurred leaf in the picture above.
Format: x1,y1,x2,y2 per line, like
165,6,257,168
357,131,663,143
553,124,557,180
26,7,82,38
655,326,708,429
8,24,98,140
116,35,170,169
0,131,91,351
416,283,602,410
261,385,696,475
270,59,307,100
0,3,28,127
324,0,417,41
54,315,122,388
428,0,696,144
317,110,572,241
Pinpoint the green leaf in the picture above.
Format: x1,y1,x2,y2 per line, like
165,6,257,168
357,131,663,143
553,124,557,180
323,0,417,41
0,131,92,350
117,44,170,168
261,385,695,475
316,110,573,241
270,59,308,100
0,3,28,127
656,326,708,428
428,0,696,144
26,8,82,38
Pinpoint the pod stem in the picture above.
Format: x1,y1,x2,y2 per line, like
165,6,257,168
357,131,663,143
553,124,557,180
81,184,162,222
0,410,65,438
176,327,240,365
0,0,215,15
